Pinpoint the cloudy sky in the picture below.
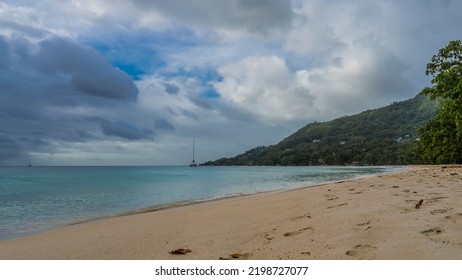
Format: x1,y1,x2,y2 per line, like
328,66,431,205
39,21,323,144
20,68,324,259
0,0,461,166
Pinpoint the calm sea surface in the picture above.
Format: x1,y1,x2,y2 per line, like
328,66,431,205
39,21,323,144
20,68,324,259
0,166,397,241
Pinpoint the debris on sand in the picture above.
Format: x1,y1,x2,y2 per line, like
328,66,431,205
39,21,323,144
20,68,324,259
415,199,424,209
169,248,192,255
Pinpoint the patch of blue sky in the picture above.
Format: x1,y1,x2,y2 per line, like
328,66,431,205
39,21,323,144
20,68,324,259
188,67,223,84
114,63,155,81
157,64,222,101
112,42,166,79
79,27,200,80
166,66,223,82
180,66,223,99
201,87,221,99
82,39,165,80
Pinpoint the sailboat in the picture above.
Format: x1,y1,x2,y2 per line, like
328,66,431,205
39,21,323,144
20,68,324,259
189,139,198,167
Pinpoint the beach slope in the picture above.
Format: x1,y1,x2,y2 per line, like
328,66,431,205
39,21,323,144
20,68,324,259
1,166,461,259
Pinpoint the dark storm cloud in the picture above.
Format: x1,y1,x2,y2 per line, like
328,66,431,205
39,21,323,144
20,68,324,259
70,70,137,100
101,120,153,140
90,117,153,140
164,82,180,95
188,93,214,110
0,36,9,68
0,134,24,163
0,33,146,164
181,109,198,120
37,129,97,143
34,37,138,101
0,111,9,119
233,0,293,32
155,118,175,131
0,35,139,122
0,19,49,39
75,129,96,141
17,134,49,147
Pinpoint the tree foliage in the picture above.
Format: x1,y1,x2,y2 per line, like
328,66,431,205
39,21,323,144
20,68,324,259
419,40,462,163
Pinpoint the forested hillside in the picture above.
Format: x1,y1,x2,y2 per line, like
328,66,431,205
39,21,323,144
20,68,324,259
203,94,439,166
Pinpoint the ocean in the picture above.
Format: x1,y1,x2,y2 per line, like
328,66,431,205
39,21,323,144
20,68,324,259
0,166,396,241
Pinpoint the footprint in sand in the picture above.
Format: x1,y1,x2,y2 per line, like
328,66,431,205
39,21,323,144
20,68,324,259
283,231,302,237
426,196,448,204
325,194,339,201
420,227,456,245
345,244,376,258
354,220,372,231
430,208,451,215
327,203,348,209
290,213,312,221
445,213,462,223
420,227,444,237
428,192,443,195
283,227,314,237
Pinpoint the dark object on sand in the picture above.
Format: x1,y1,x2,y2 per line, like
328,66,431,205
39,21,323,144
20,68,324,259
415,199,424,209
219,252,252,260
169,248,192,255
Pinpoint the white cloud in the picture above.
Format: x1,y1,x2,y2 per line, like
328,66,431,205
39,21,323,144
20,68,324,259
213,44,415,125
299,46,415,117
214,56,315,123
284,1,347,63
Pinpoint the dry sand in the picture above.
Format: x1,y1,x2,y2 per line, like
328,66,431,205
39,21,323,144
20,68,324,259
1,165,461,260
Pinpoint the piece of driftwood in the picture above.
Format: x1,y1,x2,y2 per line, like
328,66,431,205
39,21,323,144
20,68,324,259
219,252,252,260
169,248,192,255
415,199,424,209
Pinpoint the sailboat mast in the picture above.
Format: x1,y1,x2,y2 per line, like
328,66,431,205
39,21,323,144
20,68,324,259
192,139,195,162
190,139,198,167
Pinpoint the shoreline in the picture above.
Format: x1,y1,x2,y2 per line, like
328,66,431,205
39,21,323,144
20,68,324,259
0,166,397,242
1,165,461,259
80,166,401,222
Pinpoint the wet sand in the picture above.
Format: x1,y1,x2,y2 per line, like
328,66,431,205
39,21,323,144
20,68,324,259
1,165,461,260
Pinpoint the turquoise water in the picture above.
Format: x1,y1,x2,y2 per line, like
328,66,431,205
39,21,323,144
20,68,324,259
0,166,394,241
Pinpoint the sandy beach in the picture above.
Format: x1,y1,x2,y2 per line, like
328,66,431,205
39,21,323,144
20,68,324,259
0,165,461,260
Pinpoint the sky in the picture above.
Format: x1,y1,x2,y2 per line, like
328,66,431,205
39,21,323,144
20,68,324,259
0,0,461,166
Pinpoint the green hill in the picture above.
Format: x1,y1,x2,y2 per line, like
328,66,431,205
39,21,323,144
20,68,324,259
203,94,439,166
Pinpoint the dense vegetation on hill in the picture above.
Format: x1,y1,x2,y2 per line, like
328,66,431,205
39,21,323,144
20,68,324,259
203,94,439,166
418,40,462,164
